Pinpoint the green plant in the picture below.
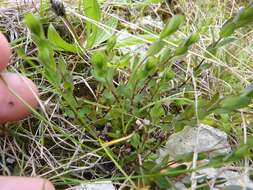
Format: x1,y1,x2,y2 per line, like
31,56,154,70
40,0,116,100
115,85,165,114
19,0,253,189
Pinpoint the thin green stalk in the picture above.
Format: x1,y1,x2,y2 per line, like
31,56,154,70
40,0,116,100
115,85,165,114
99,139,137,188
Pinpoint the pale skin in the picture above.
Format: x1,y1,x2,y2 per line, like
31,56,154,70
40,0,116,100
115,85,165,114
0,33,55,190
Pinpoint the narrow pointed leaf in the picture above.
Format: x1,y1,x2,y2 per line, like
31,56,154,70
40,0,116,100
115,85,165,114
48,24,80,53
160,15,184,39
148,40,166,56
83,0,101,48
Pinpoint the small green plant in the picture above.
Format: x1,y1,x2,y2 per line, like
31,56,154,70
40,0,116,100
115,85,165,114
20,0,253,189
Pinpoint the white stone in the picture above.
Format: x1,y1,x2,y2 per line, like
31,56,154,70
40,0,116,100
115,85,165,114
73,181,115,190
198,168,253,189
117,31,148,57
162,124,231,159
136,15,163,30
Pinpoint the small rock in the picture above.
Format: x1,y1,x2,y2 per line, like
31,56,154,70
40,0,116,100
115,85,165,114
73,181,115,190
117,31,148,57
161,124,231,159
171,182,187,190
223,185,253,190
198,167,253,189
6,157,15,164
136,15,163,30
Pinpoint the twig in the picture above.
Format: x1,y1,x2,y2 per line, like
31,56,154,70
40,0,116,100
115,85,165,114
170,58,205,92
191,68,200,190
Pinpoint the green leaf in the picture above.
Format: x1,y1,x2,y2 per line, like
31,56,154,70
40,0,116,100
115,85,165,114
208,155,225,168
184,33,200,47
143,56,158,76
154,176,172,189
160,48,172,63
206,45,218,57
106,35,117,53
234,144,250,158
160,15,184,39
220,21,236,38
174,46,188,56
91,51,109,81
233,4,253,28
94,16,118,48
48,24,80,53
150,102,165,123
219,3,253,39
58,56,67,78
148,40,166,56
147,0,161,3
220,96,251,110
116,34,157,48
131,133,141,149
175,152,193,162
38,43,61,87
241,83,253,97
116,84,131,98
163,69,175,81
24,13,44,38
247,136,253,147
166,165,188,177
83,0,101,48
217,37,236,47
173,33,199,57
110,54,131,69
91,51,107,70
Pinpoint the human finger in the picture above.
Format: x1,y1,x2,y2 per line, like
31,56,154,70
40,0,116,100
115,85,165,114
0,176,55,190
0,72,39,124
0,32,11,72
